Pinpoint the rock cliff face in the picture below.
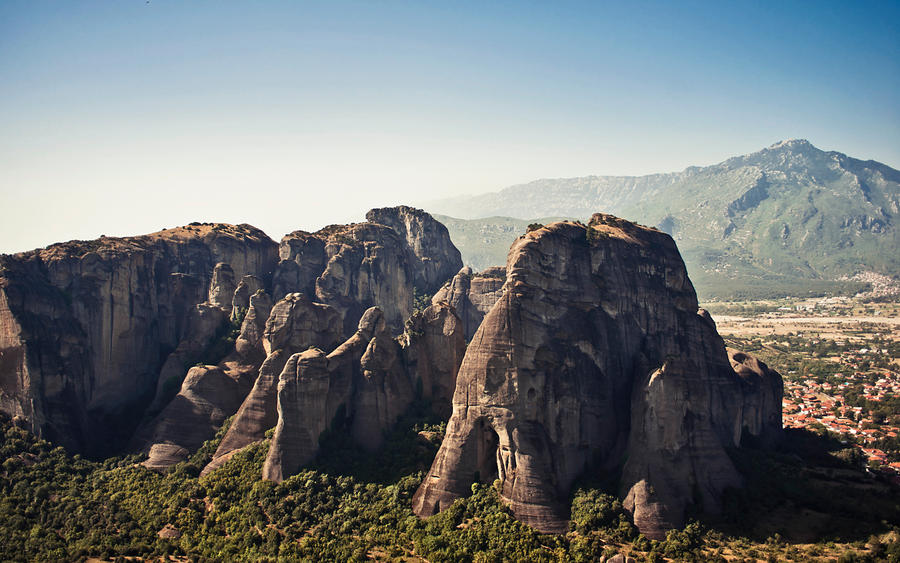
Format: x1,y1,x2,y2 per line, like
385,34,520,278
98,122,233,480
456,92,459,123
274,207,463,336
365,206,463,293
0,207,462,462
141,362,255,470
201,293,343,476
262,307,409,482
432,266,505,339
0,224,278,456
403,302,467,416
262,299,471,483
412,215,782,539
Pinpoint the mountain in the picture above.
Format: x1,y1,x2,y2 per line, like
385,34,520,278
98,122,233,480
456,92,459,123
426,140,900,299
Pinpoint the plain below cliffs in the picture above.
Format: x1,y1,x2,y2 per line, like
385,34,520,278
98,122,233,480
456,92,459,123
411,214,783,540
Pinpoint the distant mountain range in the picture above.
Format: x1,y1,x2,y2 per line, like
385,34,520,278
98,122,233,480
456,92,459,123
425,140,900,299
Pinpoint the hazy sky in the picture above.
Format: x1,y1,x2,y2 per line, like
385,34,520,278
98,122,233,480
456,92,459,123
2,1,898,253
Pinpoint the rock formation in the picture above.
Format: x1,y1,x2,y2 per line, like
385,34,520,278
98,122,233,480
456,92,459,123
412,215,782,539
274,207,463,335
403,302,467,416
234,290,273,362
231,274,265,315
0,224,277,456
432,266,505,339
141,362,254,470
263,307,390,481
146,302,228,414
0,207,465,473
262,349,332,482
201,293,343,475
365,206,463,292
208,262,237,311
262,300,470,483
351,322,412,451
727,346,784,446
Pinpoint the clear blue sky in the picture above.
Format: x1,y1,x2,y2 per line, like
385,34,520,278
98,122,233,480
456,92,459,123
1,0,898,253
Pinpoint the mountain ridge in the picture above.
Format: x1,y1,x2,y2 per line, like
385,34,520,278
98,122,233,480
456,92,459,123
425,140,899,299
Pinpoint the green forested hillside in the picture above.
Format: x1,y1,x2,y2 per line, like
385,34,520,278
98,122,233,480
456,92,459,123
2,408,899,562
428,140,898,299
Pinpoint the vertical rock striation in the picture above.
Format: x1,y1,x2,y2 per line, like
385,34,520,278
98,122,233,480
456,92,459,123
403,302,467,417
201,293,343,476
0,224,277,456
432,265,506,340
274,207,463,336
412,215,782,539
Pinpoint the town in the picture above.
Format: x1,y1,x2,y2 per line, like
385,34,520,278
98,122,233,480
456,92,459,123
708,296,900,481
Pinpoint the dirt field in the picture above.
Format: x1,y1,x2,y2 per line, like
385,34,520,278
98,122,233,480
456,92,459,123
705,300,900,343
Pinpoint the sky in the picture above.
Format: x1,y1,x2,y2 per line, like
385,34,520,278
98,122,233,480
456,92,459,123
1,0,898,253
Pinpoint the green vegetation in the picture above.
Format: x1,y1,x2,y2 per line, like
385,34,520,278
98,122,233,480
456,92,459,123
2,402,899,561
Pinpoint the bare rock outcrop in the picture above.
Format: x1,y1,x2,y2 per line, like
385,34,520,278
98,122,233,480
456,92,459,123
412,215,782,539
274,207,463,336
0,208,464,461
403,302,467,416
0,224,277,456
146,303,229,414
351,326,412,451
208,262,237,311
727,346,783,446
432,266,505,339
263,306,418,482
232,274,265,314
234,290,273,362
201,294,342,476
365,206,463,292
141,363,254,470
261,350,331,482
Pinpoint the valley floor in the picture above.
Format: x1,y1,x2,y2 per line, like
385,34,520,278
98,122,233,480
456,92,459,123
707,297,900,478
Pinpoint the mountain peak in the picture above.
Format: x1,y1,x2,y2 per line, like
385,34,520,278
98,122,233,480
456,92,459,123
767,138,815,151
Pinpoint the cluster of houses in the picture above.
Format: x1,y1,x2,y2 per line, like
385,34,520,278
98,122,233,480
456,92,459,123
782,372,900,476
